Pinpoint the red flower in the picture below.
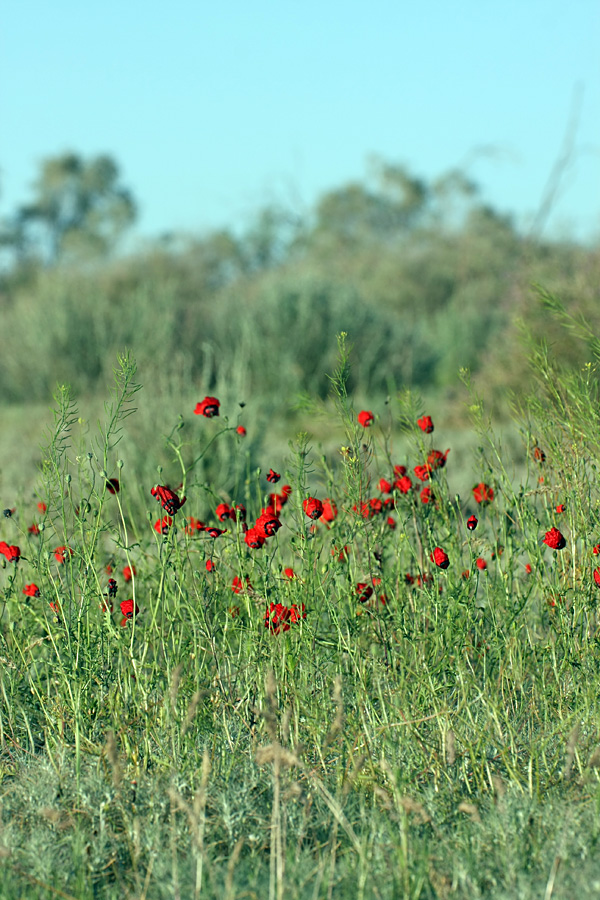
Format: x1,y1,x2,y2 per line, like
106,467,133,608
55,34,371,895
472,483,494,504
106,478,120,494
23,583,40,597
0,542,20,562
414,464,431,482
233,504,246,521
543,527,566,550
28,524,40,535
107,578,118,598
356,582,374,602
244,527,265,549
427,449,450,470
151,485,186,515
215,502,233,521
368,498,383,516
594,545,600,555
284,567,295,579
255,510,282,538
320,499,338,523
358,410,374,427
594,569,600,587
37,501,47,513
232,575,252,593
395,475,412,494
378,478,392,494
525,563,533,574
333,545,350,562
123,564,136,582
194,396,220,418
475,557,487,570
205,559,216,572
387,516,396,529
206,526,226,538
420,487,434,504
303,497,324,520
154,515,173,534
431,547,449,569
289,603,306,623
394,465,407,477
462,570,470,579
120,598,139,626
236,425,247,436
54,546,72,564
417,415,434,434
185,517,205,534
266,469,281,483
264,602,291,634
533,446,546,463
556,504,566,514
466,515,478,531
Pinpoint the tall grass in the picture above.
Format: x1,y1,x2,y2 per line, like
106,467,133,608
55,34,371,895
2,293,600,897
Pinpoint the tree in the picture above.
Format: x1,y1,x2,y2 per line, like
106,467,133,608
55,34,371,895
3,152,136,265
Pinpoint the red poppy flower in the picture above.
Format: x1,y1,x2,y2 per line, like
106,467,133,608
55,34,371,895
395,475,412,494
284,567,295,579
255,510,282,538
23,583,40,597
475,557,487,570
289,603,306,623
0,542,20,562
266,469,281,483
333,545,350,562
54,546,72,564
106,578,118,598
594,569,600,587
320,499,338,523
594,545,600,555
431,547,449,569
229,605,241,618
244,527,265,549
427,449,450,470
206,526,226,538
123,564,136,582
151,485,186,515
236,425,247,436
414,464,431,482
462,570,470,579
37,501,47,513
387,516,396,529
194,396,220,418
120,598,139,626
356,583,374,602
303,497,324,520
543,527,566,550
525,563,533,574
232,575,252,593
185,517,205,534
394,465,407,477
466,515,478,531
358,410,374,428
106,478,120,494
556,504,566,514
368,498,383,516
378,478,392,494
264,602,292,634
233,504,246,521
205,559,216,572
154,516,173,534
215,502,233,521
28,524,40,535
472,483,494,504
533,446,546,463
420,487,434,504
405,573,415,585
417,415,434,434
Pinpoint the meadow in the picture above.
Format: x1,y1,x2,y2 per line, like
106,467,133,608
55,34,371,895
2,291,600,899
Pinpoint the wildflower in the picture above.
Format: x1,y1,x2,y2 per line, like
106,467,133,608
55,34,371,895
556,504,566,514
264,602,292,634
594,545,600,555
475,557,487,571
303,497,324,520
289,603,306,623
151,485,186,515
594,569,600,587
229,605,241,618
320,499,338,523
236,425,247,436
358,410,374,427
356,583,374,602
244,527,265,549
417,415,434,434
466,515,478,531
123,564,136,582
387,516,396,529
414,464,431,482
284,567,295,579
154,516,173,534
205,559,216,572
120,598,139,626
473,482,494,504
395,475,412,494
23,584,40,597
233,504,246,521
215,502,233,521
427,449,450,470
405,573,415,585
333,545,350,562
194,396,220,418
525,563,533,574
185,517,205,534
420,487,434,504
533,446,546,463
206,526,226,538
394,465,407,477
255,510,282,538
54,546,72,564
37,502,47,513
379,478,392,494
543,527,566,550
0,542,20,562
107,578,118,597
28,524,40,535
368,498,383,516
266,469,281,483
232,575,252,593
431,547,449,569
106,478,120,494
462,570,470,579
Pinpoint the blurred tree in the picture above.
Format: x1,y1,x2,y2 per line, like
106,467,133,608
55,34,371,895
3,152,136,266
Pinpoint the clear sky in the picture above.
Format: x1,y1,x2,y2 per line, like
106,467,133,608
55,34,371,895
2,0,599,244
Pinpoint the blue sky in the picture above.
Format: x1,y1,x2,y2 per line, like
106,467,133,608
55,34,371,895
2,0,599,243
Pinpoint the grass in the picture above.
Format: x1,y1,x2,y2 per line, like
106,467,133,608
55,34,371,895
2,305,600,898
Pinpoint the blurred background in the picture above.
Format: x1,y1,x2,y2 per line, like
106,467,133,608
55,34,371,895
1,0,599,493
